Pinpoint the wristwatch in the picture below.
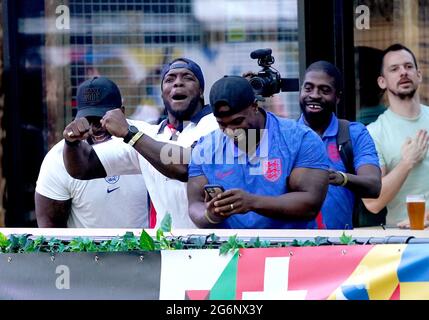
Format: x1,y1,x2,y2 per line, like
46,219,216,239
123,125,139,143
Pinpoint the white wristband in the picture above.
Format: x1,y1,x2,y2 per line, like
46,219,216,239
128,131,144,147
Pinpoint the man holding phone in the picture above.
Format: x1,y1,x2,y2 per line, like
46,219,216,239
187,76,330,228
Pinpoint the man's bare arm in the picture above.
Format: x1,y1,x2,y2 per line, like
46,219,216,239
214,168,328,220
363,165,411,213
330,165,381,198
131,135,190,182
188,168,329,227
363,130,429,213
260,167,328,219
187,175,212,228
62,118,106,180
35,192,71,227
101,109,190,182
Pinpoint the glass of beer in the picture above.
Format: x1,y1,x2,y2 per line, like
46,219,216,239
406,195,426,230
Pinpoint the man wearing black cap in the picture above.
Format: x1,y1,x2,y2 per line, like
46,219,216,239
63,58,218,228
187,76,329,228
35,77,149,228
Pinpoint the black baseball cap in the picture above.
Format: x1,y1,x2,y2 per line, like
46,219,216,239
76,76,122,118
209,76,256,117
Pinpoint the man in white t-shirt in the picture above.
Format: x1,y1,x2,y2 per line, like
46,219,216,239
364,44,429,227
62,58,218,228
35,77,148,228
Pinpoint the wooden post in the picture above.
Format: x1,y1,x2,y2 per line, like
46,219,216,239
44,0,71,149
400,0,419,58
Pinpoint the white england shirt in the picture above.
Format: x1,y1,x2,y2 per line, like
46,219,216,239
36,139,149,228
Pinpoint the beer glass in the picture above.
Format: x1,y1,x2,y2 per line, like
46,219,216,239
406,195,426,230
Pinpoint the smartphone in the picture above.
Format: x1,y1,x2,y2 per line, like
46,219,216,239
204,184,225,200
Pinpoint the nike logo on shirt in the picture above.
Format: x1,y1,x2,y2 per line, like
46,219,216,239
215,169,234,180
107,187,120,193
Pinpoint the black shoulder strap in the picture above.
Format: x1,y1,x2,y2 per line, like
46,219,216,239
337,119,355,174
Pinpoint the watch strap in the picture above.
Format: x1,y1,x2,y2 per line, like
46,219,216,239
123,125,139,143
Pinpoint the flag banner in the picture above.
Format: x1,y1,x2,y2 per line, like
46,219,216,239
160,244,429,300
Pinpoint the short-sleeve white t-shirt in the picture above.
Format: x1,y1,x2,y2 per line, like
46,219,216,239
36,139,149,228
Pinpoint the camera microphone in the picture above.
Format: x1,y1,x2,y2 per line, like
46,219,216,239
250,48,272,59
249,48,299,97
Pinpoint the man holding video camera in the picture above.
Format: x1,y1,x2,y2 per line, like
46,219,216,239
187,76,329,228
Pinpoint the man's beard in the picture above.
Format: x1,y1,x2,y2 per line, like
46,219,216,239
391,88,417,100
300,101,335,129
163,95,201,121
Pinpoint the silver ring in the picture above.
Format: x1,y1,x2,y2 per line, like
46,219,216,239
67,131,74,137
230,203,234,210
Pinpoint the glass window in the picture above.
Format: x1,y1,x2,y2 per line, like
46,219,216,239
9,0,300,226
354,0,429,125
38,0,301,147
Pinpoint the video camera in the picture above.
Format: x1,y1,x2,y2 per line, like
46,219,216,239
249,48,299,97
